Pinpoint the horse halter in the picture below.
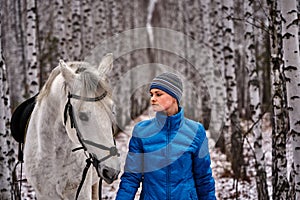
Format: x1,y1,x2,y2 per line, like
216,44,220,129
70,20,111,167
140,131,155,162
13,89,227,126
63,90,119,159
63,90,120,199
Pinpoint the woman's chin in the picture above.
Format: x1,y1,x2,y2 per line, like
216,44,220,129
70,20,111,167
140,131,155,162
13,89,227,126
151,106,160,112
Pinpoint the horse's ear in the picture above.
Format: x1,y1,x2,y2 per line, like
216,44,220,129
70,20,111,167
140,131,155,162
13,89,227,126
98,53,113,75
59,60,76,82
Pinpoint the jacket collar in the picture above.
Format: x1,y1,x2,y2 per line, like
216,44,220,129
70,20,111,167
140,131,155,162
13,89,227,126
155,107,184,130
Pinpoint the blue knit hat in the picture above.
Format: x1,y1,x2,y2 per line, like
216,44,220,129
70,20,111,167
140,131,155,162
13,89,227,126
149,72,183,103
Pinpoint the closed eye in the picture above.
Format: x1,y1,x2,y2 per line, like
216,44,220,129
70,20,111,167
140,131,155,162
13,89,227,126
150,92,163,97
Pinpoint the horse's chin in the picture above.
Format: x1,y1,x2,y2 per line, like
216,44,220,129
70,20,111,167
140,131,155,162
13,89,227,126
103,177,114,184
100,172,119,184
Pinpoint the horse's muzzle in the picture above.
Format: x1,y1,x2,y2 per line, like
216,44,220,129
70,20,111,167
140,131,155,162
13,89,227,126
98,165,120,184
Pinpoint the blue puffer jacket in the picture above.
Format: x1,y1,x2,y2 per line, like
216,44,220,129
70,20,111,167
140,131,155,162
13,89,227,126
116,108,216,200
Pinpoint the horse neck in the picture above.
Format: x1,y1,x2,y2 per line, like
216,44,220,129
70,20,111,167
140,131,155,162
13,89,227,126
35,79,69,143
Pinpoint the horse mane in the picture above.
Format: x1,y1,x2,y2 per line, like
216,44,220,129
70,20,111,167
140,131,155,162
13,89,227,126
37,66,61,104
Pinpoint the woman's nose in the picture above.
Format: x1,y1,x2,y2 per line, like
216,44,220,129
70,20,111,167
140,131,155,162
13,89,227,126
151,96,156,102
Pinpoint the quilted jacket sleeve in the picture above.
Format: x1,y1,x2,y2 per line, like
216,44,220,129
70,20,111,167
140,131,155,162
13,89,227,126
193,124,216,200
116,126,143,200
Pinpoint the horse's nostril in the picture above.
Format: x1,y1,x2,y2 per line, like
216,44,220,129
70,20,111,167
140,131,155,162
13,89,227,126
101,167,120,183
103,169,110,179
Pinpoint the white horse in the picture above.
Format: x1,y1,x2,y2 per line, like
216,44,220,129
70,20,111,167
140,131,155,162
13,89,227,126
24,53,120,200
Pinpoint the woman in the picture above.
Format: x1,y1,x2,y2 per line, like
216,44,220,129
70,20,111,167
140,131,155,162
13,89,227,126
116,73,216,200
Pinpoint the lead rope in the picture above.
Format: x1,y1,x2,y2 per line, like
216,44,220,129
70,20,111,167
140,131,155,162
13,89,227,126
75,157,92,200
74,156,104,200
99,178,103,199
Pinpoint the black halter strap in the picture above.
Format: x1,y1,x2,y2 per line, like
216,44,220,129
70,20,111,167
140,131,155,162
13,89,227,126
63,91,119,200
68,91,107,102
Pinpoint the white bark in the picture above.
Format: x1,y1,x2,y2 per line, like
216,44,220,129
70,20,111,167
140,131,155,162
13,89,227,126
211,0,227,153
244,1,269,199
268,0,290,199
92,0,107,43
3,0,26,106
180,1,205,123
64,0,82,60
0,6,16,198
81,0,94,57
201,0,218,140
26,0,39,96
281,0,300,198
207,0,226,141
71,0,82,60
222,0,243,184
53,0,66,59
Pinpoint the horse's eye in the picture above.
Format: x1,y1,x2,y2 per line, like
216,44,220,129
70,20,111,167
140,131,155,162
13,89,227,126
79,112,89,121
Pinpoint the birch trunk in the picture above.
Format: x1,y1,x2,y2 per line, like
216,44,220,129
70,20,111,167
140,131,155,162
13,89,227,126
200,0,219,141
268,0,290,199
26,0,39,97
130,0,151,119
81,0,94,57
281,0,300,199
53,0,66,59
64,0,82,60
0,50,15,200
92,0,107,42
209,0,226,150
0,7,16,198
184,0,210,128
222,0,244,187
244,1,269,199
71,0,82,60
3,0,26,107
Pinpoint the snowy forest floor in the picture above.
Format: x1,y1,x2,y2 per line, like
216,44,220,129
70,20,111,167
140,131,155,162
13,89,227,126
20,110,284,200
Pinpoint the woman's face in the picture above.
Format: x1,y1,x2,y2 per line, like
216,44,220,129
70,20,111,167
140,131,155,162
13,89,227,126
150,88,178,115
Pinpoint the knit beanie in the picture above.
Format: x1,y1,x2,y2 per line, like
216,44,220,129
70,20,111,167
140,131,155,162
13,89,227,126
149,72,183,103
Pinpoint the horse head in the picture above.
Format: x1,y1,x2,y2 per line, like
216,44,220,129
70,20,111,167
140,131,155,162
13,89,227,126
59,54,120,184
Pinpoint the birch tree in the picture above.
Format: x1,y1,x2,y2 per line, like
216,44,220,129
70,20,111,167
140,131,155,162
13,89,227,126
244,0,269,199
268,0,290,199
53,0,66,60
222,0,244,189
0,6,16,198
81,0,94,57
212,0,227,153
0,45,14,200
129,0,152,119
64,0,82,61
2,0,26,107
26,0,39,97
281,0,300,199
71,0,82,60
200,0,217,139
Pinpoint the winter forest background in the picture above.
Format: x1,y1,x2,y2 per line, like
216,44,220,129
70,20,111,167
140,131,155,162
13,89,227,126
1,0,300,199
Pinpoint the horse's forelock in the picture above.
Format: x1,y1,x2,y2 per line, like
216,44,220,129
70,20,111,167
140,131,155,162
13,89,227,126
72,62,112,96
37,61,112,103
